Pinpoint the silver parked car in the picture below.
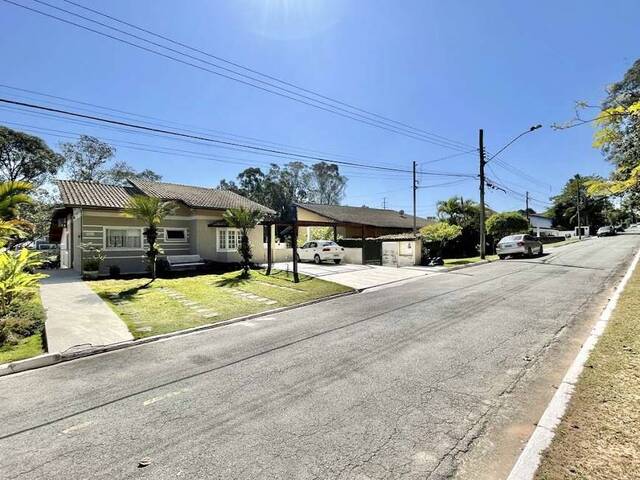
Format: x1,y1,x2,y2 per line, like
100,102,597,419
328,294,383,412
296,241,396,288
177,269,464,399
496,234,543,259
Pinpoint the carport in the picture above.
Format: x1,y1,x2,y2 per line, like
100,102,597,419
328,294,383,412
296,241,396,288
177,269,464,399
263,204,430,283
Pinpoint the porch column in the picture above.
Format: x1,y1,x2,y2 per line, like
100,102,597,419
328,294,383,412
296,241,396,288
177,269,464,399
265,223,272,276
333,225,338,242
292,221,300,283
361,225,366,265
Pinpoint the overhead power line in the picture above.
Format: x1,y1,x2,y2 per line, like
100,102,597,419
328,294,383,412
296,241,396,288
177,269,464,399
0,97,477,179
60,0,474,151
4,0,472,151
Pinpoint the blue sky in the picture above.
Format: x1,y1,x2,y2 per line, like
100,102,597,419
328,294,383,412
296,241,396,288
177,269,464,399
1,0,639,216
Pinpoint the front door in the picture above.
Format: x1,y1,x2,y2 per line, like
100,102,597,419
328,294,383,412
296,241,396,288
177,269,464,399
60,230,71,269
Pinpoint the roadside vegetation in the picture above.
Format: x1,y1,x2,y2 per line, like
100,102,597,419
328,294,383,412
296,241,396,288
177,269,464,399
90,269,351,339
0,181,48,364
535,262,640,479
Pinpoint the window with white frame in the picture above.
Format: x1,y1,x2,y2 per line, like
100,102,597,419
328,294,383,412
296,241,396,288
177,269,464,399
217,228,240,252
165,228,187,242
104,227,143,249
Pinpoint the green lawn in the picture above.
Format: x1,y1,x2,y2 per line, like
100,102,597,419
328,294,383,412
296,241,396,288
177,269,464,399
535,260,640,479
443,255,499,266
0,333,44,364
89,269,352,339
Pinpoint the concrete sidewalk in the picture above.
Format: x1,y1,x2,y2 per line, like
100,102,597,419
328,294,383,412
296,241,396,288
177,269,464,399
40,270,133,353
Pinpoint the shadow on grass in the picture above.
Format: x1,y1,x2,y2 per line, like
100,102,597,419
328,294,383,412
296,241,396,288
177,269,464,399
117,279,154,299
264,269,313,283
214,274,252,288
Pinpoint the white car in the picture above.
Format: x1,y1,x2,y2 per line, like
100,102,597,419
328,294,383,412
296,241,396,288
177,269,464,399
496,234,543,259
297,240,345,264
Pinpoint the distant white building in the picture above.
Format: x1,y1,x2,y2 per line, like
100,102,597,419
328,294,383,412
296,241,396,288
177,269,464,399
529,213,555,236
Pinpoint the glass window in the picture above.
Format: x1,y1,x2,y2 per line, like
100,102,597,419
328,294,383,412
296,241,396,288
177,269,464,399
165,228,186,241
218,229,227,250
105,228,142,249
217,228,240,252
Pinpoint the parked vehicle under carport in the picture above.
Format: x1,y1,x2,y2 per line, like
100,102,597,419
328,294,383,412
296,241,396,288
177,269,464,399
496,234,543,259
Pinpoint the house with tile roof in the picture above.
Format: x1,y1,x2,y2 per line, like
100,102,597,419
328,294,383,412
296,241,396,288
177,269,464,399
52,179,275,275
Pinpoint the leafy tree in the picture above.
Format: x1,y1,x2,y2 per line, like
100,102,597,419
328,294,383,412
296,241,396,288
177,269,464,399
486,212,530,241
60,135,116,182
61,135,161,185
420,221,462,256
223,207,264,277
219,161,347,220
123,195,177,282
546,174,612,230
0,126,64,186
107,160,162,185
307,162,346,205
17,188,57,240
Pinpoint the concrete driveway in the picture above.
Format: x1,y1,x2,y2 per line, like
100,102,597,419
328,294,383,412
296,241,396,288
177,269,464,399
271,261,438,289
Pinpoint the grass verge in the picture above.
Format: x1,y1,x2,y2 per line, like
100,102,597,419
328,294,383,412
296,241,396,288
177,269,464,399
444,255,499,266
535,260,640,480
0,333,43,364
89,268,352,339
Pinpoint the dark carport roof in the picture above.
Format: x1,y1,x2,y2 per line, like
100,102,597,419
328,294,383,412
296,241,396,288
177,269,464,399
296,203,430,229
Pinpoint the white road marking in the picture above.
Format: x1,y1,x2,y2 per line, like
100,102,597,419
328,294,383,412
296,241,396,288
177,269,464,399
143,388,190,406
62,421,93,434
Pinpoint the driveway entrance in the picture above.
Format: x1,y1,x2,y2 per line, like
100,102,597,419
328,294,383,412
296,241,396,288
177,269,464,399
270,261,437,290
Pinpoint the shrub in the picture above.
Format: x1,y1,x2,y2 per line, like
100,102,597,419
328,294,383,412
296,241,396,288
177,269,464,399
0,248,45,316
0,291,45,347
109,265,121,278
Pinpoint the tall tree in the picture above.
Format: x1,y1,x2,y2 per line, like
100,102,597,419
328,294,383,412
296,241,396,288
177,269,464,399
60,135,162,184
546,175,612,230
219,161,347,220
107,160,162,185
123,195,177,282
307,162,347,205
60,135,116,182
0,126,64,186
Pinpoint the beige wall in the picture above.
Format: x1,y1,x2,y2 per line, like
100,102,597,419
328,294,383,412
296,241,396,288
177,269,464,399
71,207,269,274
296,208,334,223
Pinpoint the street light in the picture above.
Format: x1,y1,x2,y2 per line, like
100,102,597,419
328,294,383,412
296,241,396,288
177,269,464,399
478,124,542,259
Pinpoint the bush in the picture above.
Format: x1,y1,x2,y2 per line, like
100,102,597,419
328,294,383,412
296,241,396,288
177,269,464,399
109,265,121,278
0,292,45,347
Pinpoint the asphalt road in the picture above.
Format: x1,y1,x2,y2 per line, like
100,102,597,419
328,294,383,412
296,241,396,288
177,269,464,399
1,233,638,479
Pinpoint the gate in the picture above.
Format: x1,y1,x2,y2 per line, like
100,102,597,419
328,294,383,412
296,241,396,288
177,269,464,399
362,239,382,265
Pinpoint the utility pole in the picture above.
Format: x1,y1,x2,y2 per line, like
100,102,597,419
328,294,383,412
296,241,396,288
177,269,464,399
478,129,487,259
412,160,417,235
382,197,387,209
576,175,582,240
525,191,530,221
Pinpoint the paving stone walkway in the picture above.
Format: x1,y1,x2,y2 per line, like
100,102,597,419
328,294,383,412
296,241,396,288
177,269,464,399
158,287,219,320
228,288,278,305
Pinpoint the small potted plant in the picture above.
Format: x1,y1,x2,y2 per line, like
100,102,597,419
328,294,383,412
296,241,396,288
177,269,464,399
81,244,105,280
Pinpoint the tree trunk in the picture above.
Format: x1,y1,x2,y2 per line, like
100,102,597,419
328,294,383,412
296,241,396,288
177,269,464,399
145,226,158,281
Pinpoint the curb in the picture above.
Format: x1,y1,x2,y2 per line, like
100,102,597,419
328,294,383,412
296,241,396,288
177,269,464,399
0,353,62,377
507,246,640,480
444,259,491,272
0,289,357,377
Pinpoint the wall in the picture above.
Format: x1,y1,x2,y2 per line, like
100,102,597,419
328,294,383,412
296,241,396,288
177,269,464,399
73,207,268,274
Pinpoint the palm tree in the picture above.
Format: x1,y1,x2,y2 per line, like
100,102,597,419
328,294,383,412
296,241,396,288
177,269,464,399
223,207,264,277
436,197,479,226
124,195,177,281
0,181,33,220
